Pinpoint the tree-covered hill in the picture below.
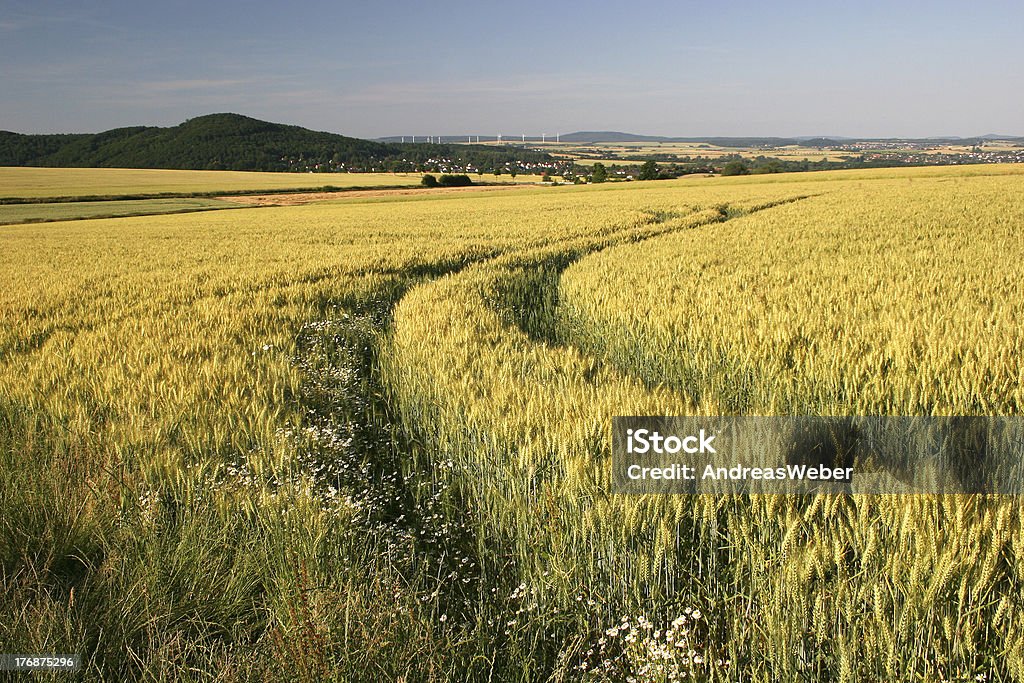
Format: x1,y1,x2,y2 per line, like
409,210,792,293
0,114,557,174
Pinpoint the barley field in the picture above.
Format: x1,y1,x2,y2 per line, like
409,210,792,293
2,165,1023,681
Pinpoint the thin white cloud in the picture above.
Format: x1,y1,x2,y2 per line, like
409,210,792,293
138,78,268,93
0,10,124,34
339,74,636,106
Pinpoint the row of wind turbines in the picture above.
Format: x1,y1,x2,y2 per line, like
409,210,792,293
399,133,562,144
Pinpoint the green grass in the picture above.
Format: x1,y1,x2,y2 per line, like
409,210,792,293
0,198,244,225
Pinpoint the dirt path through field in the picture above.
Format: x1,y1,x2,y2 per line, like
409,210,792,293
217,183,540,206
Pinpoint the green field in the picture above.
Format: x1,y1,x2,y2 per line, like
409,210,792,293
0,197,244,225
2,164,1023,681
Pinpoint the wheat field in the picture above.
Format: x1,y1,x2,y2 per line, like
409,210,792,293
2,165,1023,681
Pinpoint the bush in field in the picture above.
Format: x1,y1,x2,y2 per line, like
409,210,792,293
437,174,473,187
421,173,439,187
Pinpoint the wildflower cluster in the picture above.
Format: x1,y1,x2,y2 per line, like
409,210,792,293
579,609,727,682
295,308,484,621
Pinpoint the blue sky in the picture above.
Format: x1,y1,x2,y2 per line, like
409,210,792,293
2,0,1021,137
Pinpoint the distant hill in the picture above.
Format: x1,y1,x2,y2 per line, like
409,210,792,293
552,131,679,143
0,114,555,173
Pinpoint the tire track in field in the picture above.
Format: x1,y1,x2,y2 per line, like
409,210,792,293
299,192,813,677
485,194,812,350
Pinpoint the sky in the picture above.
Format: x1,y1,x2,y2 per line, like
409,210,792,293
2,0,1022,139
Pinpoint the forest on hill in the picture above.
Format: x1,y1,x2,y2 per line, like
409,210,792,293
0,113,558,174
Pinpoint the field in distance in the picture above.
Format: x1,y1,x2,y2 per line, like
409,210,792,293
0,167,437,200
494,138,1024,167
549,140,849,162
0,197,245,225
0,167,550,225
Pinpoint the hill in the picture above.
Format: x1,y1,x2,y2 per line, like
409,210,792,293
557,131,680,143
0,114,556,173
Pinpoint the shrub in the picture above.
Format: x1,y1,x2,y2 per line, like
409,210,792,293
437,174,473,187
